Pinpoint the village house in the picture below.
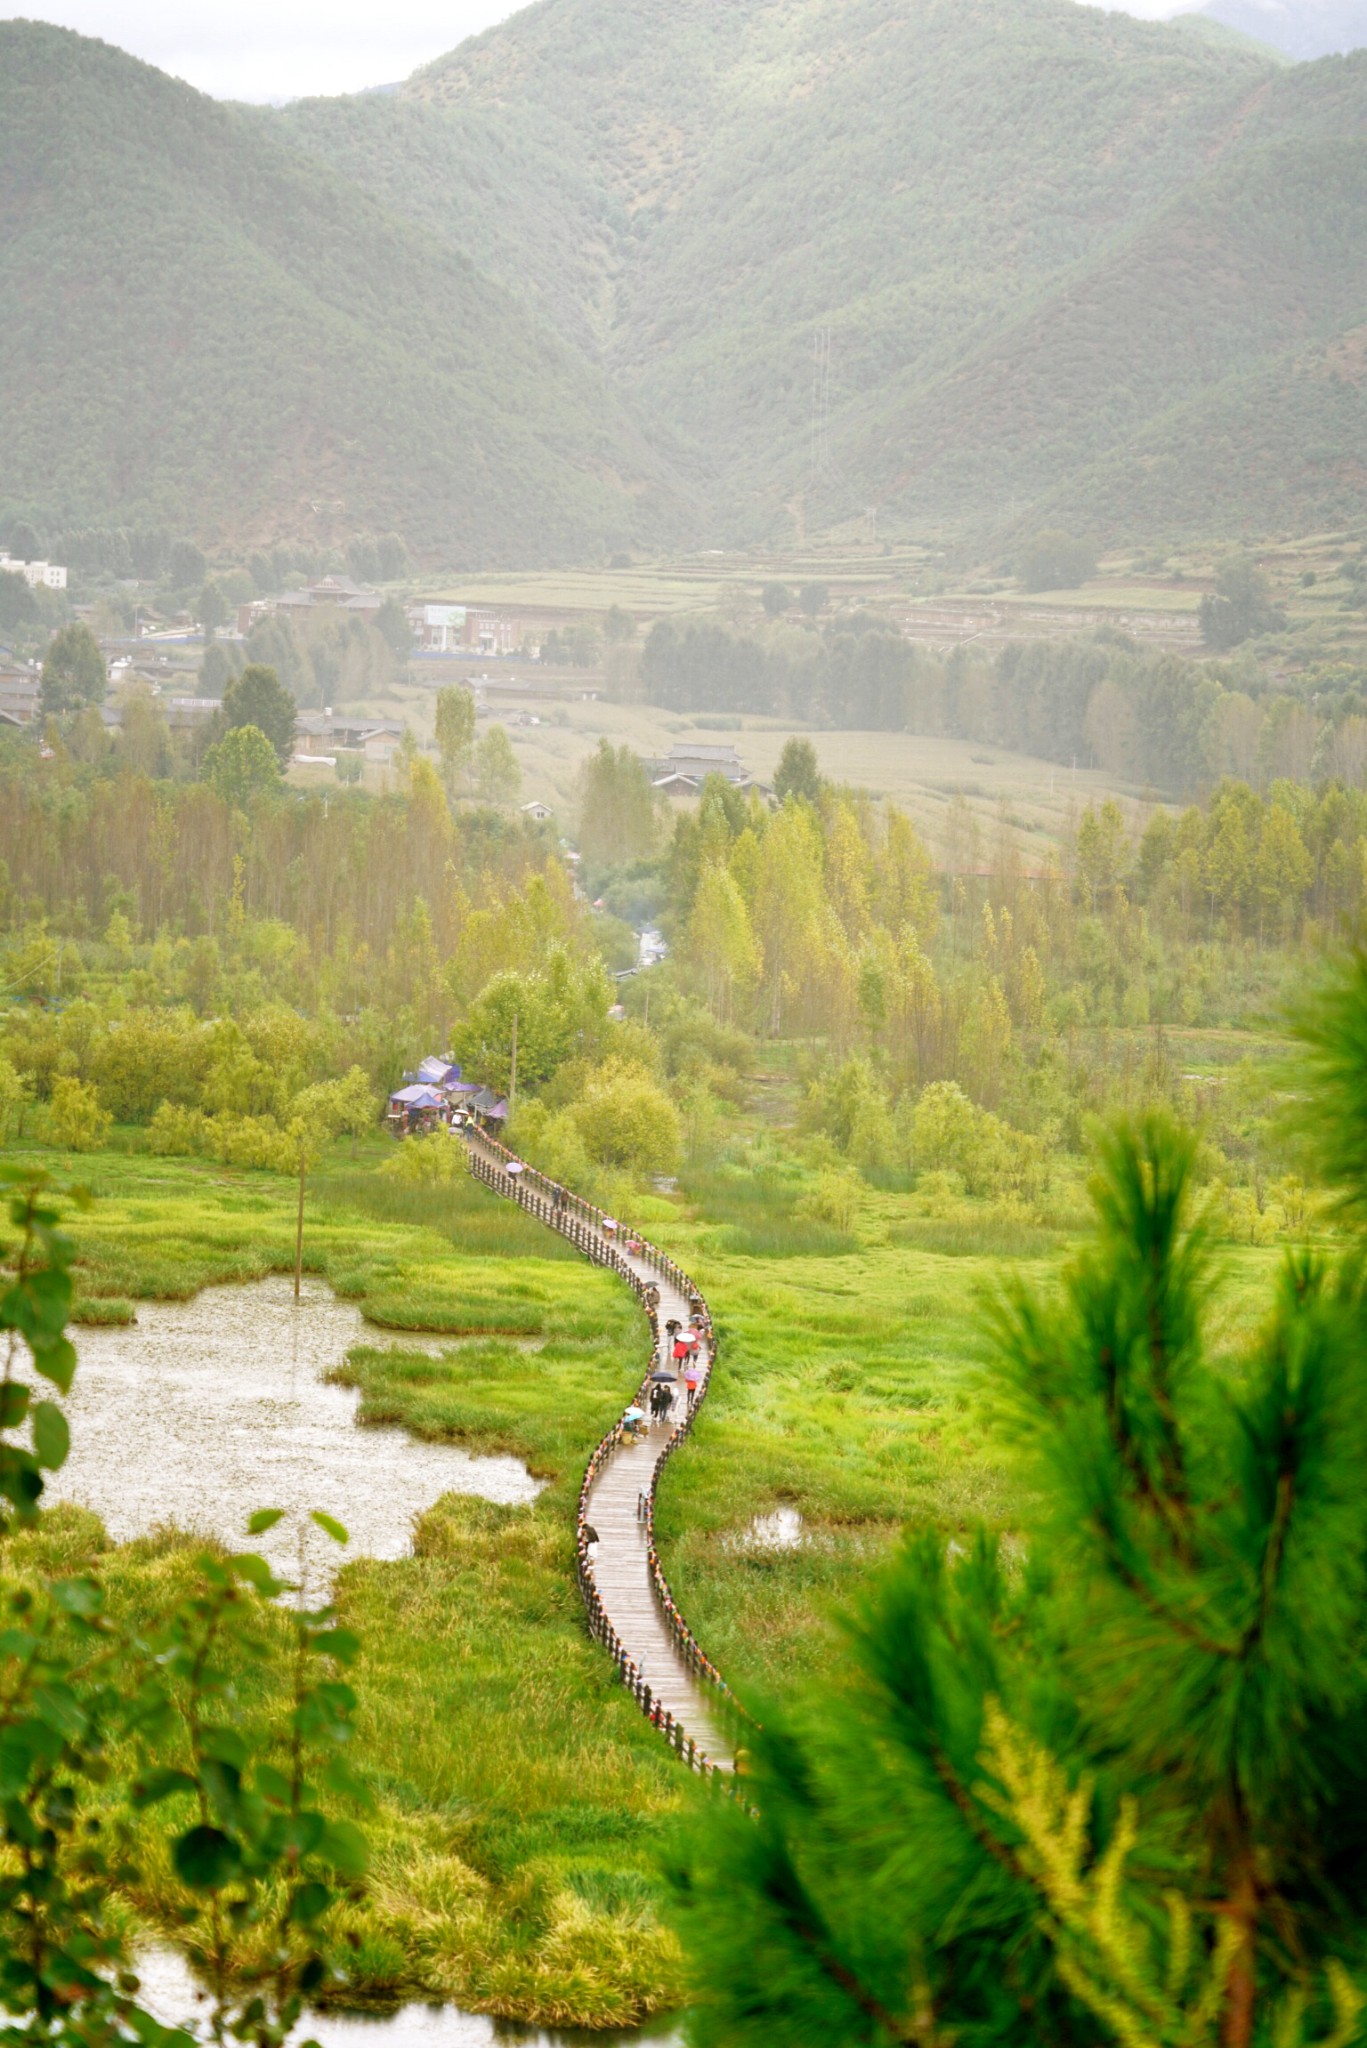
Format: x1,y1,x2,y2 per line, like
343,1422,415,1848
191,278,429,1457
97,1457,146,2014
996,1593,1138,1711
274,575,382,621
0,555,68,591
407,603,522,656
650,741,772,802
0,664,41,726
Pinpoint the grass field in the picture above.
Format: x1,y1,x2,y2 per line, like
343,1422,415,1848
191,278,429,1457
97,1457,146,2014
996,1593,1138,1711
1,1122,1301,2023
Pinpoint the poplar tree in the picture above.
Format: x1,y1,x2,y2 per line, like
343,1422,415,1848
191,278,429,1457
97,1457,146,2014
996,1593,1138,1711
676,952,1367,2048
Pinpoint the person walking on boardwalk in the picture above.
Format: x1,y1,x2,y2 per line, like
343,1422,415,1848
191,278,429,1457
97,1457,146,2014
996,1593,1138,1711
684,1358,700,1410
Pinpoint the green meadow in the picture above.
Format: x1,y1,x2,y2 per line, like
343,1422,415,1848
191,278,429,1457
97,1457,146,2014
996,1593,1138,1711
2,1130,1294,2025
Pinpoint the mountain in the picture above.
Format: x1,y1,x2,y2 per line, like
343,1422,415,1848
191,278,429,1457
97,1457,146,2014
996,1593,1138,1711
7,1,1367,562
1194,1,1367,60
0,21,691,564
282,0,1367,550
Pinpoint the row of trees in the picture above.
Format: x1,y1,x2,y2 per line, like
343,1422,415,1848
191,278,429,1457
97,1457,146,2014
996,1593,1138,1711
639,613,1367,800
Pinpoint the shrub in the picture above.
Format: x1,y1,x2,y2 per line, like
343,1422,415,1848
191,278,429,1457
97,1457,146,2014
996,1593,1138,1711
47,1076,111,1152
378,1132,460,1185
147,1102,209,1156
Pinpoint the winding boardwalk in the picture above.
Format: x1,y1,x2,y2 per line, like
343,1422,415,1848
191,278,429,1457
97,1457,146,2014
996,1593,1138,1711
464,1130,733,1771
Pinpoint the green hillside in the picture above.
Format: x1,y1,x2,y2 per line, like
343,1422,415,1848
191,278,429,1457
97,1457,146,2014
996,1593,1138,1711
282,0,1367,550
7,0,1367,559
0,22,692,564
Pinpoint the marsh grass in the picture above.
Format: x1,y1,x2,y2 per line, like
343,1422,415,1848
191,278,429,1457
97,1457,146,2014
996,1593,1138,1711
1,1139,693,2026
5,1128,1293,2024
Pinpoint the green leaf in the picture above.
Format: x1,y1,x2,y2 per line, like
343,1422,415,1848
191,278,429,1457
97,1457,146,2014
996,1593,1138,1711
288,1880,331,1925
33,1683,89,1742
0,1383,30,1428
199,1727,249,1771
228,1552,282,1594
253,1763,292,1807
323,1755,374,1810
31,1400,69,1471
247,1507,285,1535
32,1335,77,1395
133,1769,198,1809
173,1824,243,1891
307,1628,360,1665
317,1818,368,1878
50,1576,102,1618
310,1511,349,1546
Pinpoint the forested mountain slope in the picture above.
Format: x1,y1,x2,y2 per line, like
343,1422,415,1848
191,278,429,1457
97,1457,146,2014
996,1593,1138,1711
7,0,1367,560
281,0,1367,548
1196,0,1367,60
0,23,691,562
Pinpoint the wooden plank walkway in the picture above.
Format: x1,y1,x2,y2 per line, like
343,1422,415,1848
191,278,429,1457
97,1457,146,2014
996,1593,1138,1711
463,1131,733,1770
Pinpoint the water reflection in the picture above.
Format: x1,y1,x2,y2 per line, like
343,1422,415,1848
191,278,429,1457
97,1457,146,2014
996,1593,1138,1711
135,1948,683,2048
55,1276,543,1586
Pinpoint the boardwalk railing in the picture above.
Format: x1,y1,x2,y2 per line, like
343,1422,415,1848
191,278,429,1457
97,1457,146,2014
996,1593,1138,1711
464,1130,737,1776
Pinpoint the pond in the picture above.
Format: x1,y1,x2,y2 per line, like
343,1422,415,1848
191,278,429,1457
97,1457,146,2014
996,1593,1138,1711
54,1274,543,1586
136,1948,683,2048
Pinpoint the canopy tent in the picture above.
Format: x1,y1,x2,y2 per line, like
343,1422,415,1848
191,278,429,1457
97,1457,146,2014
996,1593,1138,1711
469,1087,510,1119
390,1084,445,1109
446,1080,480,1095
418,1056,462,1086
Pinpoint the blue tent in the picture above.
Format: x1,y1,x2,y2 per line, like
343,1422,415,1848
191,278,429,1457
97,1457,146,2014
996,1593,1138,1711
390,1084,445,1109
418,1056,461,1086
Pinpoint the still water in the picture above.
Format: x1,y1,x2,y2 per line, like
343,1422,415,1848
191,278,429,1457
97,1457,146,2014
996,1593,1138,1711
54,1274,543,1586
136,1947,683,2048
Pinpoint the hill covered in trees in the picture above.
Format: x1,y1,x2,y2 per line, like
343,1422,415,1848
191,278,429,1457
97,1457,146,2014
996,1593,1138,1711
279,0,1367,555
5,1,1367,561
0,22,692,566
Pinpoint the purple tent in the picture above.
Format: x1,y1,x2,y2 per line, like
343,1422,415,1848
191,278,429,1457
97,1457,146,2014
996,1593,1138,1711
390,1084,445,1109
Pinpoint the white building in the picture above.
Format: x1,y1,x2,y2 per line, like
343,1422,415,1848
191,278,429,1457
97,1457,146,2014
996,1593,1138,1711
0,556,67,591
408,603,466,653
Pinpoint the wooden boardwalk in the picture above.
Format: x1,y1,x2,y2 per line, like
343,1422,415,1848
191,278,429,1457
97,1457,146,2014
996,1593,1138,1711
464,1132,732,1769
583,1246,730,1764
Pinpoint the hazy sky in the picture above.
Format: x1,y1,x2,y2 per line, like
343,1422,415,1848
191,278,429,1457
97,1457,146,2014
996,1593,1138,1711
2,0,1190,102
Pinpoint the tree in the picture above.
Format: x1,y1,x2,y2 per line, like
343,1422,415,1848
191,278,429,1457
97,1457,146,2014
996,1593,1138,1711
202,723,281,810
168,536,207,587
774,737,823,805
0,568,37,632
47,1076,112,1152
434,685,477,795
686,862,760,1024
761,582,793,618
1018,529,1098,592
474,724,521,806
571,1060,682,1176
199,640,240,698
603,605,637,642
0,1055,29,1140
374,595,413,663
39,624,106,715
196,579,228,640
575,739,659,871
799,582,829,618
676,1100,1367,2048
1200,555,1282,651
221,663,297,766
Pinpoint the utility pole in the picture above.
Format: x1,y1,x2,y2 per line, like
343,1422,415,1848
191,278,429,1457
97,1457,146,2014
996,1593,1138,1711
509,1008,519,1119
294,1140,306,1302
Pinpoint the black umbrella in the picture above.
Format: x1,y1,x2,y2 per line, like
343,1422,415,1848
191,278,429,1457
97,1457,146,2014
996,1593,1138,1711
650,1366,678,1382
